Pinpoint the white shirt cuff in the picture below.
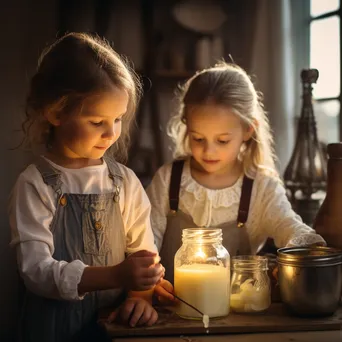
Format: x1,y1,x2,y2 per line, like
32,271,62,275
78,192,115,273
58,260,87,300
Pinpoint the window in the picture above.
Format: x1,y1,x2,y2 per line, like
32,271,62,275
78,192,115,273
310,0,341,144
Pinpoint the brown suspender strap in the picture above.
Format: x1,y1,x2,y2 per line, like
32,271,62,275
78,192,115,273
169,160,185,211
237,175,254,227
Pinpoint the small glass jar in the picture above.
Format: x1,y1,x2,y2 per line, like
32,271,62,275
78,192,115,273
174,228,230,319
230,256,271,313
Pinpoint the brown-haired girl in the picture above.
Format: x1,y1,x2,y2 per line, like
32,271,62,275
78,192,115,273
9,32,163,341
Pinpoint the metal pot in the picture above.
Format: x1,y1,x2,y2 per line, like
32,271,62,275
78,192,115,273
277,246,342,317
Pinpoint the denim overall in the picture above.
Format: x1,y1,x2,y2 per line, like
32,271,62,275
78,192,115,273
159,160,254,284
18,157,125,342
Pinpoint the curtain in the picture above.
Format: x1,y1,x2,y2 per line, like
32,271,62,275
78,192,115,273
237,0,309,175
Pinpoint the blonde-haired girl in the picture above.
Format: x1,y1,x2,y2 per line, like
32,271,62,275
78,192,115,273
147,62,325,294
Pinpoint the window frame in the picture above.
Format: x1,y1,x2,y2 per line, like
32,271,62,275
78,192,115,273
309,3,342,138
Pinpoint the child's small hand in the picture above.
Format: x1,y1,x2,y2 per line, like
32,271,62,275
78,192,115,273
117,250,164,291
309,241,326,247
107,297,158,327
272,266,278,281
154,279,177,305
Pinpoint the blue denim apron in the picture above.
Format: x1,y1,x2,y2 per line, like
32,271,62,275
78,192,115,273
18,156,125,342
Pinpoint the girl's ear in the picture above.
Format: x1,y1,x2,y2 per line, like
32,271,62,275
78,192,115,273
44,109,61,126
243,120,257,141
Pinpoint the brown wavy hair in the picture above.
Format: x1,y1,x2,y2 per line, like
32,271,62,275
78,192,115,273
21,32,142,163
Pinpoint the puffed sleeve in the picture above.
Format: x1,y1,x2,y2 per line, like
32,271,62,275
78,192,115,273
119,165,158,255
145,163,172,251
9,165,87,301
258,174,326,248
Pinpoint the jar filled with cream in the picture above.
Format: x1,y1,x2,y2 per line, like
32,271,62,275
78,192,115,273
174,228,230,319
230,255,271,313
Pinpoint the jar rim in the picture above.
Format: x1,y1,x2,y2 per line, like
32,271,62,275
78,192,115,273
182,228,223,243
232,255,268,270
183,228,222,234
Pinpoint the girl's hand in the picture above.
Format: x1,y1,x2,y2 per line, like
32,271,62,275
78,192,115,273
270,242,325,282
154,279,177,305
272,266,278,281
107,297,158,327
116,250,164,291
309,241,326,247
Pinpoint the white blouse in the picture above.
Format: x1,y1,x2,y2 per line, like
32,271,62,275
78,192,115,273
9,157,157,301
146,159,325,252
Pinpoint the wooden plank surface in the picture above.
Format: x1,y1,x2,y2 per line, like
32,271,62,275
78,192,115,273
112,330,342,342
100,303,342,338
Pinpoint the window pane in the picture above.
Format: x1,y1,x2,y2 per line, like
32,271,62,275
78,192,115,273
311,0,339,17
310,16,340,99
314,100,340,143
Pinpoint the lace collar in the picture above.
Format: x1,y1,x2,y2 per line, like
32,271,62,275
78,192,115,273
180,159,243,208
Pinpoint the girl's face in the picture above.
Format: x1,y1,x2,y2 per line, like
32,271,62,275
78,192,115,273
50,88,128,165
186,104,253,175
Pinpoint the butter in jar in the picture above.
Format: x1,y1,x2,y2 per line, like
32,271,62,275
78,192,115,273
230,256,271,313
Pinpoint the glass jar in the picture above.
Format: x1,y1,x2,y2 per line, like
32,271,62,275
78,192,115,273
230,256,271,313
174,228,230,319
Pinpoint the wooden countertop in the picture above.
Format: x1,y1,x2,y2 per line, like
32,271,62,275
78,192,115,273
99,303,342,340
111,330,342,342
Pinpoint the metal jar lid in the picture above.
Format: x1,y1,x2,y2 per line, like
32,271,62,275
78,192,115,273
277,246,342,267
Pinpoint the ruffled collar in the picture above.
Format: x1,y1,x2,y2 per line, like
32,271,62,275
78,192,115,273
180,159,243,208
